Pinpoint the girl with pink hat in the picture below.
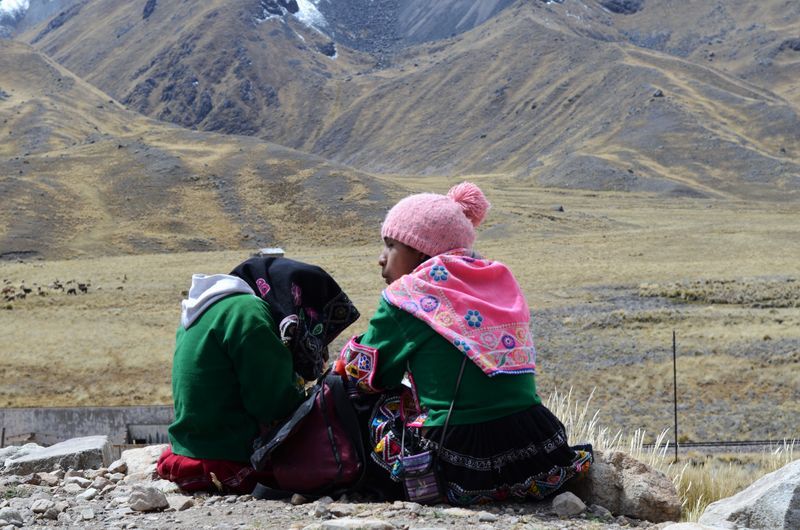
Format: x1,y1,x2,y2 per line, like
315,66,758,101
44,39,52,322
336,182,592,504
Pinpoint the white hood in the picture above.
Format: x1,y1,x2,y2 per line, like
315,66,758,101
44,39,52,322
180,274,256,329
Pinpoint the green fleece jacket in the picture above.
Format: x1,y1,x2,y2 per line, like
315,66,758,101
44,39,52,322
359,298,541,426
168,293,304,463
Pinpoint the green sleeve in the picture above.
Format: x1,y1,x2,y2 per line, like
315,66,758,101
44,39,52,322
358,298,422,389
225,301,304,425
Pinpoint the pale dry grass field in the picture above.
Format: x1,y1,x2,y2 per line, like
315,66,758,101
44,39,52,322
1,183,798,444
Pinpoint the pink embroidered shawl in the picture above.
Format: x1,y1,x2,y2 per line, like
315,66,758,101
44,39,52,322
383,249,536,376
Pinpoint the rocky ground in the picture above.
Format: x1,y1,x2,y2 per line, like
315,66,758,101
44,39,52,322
0,482,660,530
0,441,675,530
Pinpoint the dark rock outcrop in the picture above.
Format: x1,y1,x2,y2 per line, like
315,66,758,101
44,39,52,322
778,38,800,52
142,0,156,20
598,0,644,15
317,42,336,57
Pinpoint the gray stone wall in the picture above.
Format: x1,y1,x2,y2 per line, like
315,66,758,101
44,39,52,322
0,406,173,447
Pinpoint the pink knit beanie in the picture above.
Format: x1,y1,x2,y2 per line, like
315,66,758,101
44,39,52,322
381,182,491,257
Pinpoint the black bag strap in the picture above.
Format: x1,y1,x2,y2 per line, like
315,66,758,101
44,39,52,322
251,385,320,469
434,354,468,460
322,372,368,486
399,354,467,466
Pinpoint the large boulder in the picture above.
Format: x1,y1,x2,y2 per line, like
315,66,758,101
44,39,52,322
568,449,681,523
698,458,800,530
2,436,112,475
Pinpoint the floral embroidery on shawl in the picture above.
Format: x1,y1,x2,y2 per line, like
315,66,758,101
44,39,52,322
382,249,536,377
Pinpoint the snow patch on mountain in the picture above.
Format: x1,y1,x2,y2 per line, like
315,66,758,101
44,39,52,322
0,0,29,16
295,0,327,28
255,0,327,30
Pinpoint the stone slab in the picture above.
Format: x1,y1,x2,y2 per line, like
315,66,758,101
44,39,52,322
2,436,112,475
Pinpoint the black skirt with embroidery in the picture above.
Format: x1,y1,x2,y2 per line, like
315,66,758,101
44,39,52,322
366,399,593,505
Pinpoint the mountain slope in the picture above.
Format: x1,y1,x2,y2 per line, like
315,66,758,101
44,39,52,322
537,0,800,108
0,40,394,259
18,0,800,199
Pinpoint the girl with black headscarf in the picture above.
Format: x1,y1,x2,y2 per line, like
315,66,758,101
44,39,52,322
157,257,359,494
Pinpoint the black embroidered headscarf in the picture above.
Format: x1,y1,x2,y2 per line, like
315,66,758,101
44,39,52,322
230,257,360,381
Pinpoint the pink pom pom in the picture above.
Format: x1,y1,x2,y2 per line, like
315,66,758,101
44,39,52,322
447,182,490,227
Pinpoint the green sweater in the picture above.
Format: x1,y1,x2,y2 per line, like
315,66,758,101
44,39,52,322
359,298,541,426
169,293,304,463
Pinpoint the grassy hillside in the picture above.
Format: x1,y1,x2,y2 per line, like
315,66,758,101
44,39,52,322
543,0,800,108
20,0,800,198
0,40,396,259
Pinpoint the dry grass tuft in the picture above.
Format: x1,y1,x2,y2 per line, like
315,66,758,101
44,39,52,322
547,388,797,521
638,277,800,308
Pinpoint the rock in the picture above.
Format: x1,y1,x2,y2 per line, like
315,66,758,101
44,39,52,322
62,483,83,494
90,476,111,490
36,473,59,487
0,444,42,466
661,523,720,530
167,495,194,511
107,459,128,475
442,507,474,517
64,469,85,479
86,467,108,479
54,501,69,513
318,519,394,530
65,476,91,488
108,472,126,482
128,485,169,512
313,503,330,518
289,493,308,506
22,473,40,486
150,478,181,494
553,491,586,516
402,502,422,514
30,499,55,513
2,436,112,475
653,89,665,97
80,507,95,520
101,484,116,496
0,508,22,526
119,444,167,478
568,449,681,523
598,0,644,15
43,506,60,520
477,510,498,522
77,487,98,501
589,503,613,520
328,503,355,517
698,458,800,530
